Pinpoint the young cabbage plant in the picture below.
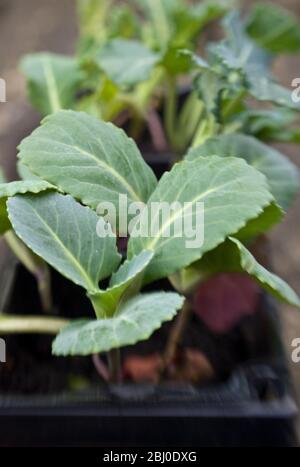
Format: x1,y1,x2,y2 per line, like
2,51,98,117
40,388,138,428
0,167,53,312
186,9,300,146
19,2,300,158
0,110,299,382
180,9,300,213
19,0,233,153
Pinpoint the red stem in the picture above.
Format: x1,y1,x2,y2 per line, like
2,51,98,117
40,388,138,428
146,109,168,152
92,354,110,382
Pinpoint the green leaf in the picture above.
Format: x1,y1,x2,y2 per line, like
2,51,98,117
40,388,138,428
0,199,10,236
134,0,177,49
209,11,271,76
181,49,210,70
0,179,54,235
240,108,297,140
247,2,300,54
88,250,154,318
167,0,230,47
108,5,138,40
20,53,83,115
248,77,300,111
234,202,283,243
181,1,231,34
18,110,157,217
197,237,300,308
135,0,230,50
128,156,274,283
162,47,194,74
187,133,300,210
0,180,54,199
7,192,121,293
96,39,160,87
270,129,300,145
194,68,228,114
75,93,104,119
17,161,41,181
77,0,110,41
52,292,184,355
206,12,300,111
240,108,300,145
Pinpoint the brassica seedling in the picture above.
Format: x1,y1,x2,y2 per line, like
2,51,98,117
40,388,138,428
0,110,299,381
20,2,300,158
19,0,233,154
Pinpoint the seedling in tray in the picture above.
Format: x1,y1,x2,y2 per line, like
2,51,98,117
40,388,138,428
0,110,299,381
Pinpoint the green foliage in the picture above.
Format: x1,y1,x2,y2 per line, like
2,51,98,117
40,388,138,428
177,237,300,308
89,251,154,318
193,237,300,307
128,155,275,283
10,1,300,362
135,0,230,49
77,0,138,59
0,179,54,235
20,2,300,163
96,39,161,87
249,78,300,111
247,2,300,54
20,0,231,146
196,12,300,112
7,192,121,293
239,108,300,144
18,110,157,215
0,199,10,236
5,110,299,358
20,53,83,115
187,133,300,210
53,292,184,355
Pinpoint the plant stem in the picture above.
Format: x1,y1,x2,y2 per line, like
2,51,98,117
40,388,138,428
92,354,110,382
115,68,165,142
146,0,170,48
164,76,180,153
146,109,168,152
0,314,69,334
4,231,53,313
162,301,192,370
135,67,165,110
178,93,204,150
191,113,219,148
108,348,121,383
35,264,53,313
89,292,111,319
89,296,122,382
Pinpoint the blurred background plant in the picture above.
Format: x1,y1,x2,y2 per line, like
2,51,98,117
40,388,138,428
18,0,300,159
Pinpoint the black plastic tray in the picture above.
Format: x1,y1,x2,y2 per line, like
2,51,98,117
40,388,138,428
0,363,297,447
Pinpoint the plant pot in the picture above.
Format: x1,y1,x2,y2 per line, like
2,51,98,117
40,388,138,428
0,247,297,447
0,365,297,447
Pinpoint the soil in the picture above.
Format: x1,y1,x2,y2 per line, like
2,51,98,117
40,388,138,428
0,263,275,395
0,265,99,394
